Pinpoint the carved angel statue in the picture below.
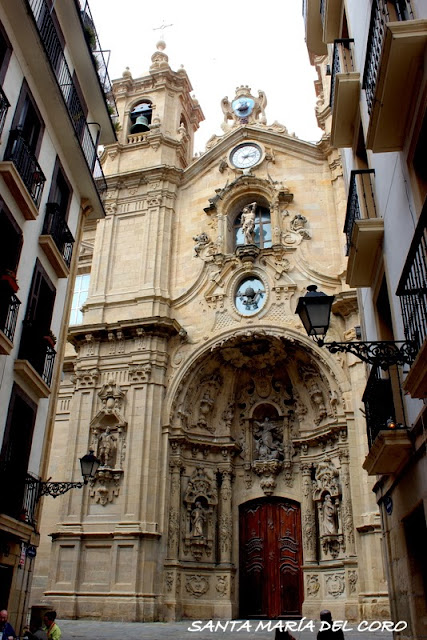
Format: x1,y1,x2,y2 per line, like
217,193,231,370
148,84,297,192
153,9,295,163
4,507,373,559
221,96,232,126
257,90,267,124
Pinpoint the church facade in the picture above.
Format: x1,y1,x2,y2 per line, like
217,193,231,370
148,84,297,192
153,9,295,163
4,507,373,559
32,43,389,623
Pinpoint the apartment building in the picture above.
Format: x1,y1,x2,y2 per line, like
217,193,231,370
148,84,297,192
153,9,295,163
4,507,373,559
0,0,115,631
303,1,426,637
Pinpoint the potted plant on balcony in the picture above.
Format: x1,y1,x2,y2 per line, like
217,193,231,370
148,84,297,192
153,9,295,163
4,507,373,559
0,269,19,292
43,329,57,349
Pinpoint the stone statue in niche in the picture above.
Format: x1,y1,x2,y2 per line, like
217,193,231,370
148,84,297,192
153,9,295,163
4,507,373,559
98,427,117,467
241,202,257,244
191,501,206,537
254,417,283,461
322,493,338,535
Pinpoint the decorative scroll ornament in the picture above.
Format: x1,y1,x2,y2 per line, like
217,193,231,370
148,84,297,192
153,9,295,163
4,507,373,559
185,574,209,598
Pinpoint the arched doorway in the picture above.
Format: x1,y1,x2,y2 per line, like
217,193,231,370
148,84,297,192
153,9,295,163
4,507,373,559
239,497,303,619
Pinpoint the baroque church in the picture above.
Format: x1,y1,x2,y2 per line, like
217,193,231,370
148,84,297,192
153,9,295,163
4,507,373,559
32,41,389,623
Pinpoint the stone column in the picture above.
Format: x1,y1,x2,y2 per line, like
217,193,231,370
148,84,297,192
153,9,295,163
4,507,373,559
339,450,356,556
301,463,317,563
167,460,183,560
218,469,233,564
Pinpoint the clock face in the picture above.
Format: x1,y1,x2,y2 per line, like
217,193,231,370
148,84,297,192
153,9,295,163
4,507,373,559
230,143,262,169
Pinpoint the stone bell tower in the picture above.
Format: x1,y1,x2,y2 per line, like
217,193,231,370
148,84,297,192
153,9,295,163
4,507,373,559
103,40,204,174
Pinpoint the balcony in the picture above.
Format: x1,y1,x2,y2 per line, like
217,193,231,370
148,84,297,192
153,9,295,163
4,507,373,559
320,0,344,43
329,39,360,147
0,283,20,354
362,366,412,475
303,0,327,55
363,0,427,152
0,467,39,529
0,130,46,219
15,325,56,398
26,0,107,195
344,169,384,286
397,202,427,398
39,203,75,278
0,85,10,139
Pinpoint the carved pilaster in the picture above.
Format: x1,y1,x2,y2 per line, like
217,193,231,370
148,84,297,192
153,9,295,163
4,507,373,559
168,461,183,559
301,463,316,563
219,469,233,564
339,450,356,556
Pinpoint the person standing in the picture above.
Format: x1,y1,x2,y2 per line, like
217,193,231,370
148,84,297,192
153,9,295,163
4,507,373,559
43,612,61,640
0,610,15,640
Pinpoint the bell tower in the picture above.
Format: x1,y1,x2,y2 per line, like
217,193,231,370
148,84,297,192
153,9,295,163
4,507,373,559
103,40,204,173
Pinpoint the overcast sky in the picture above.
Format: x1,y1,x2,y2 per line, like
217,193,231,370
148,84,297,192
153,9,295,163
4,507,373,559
88,0,323,153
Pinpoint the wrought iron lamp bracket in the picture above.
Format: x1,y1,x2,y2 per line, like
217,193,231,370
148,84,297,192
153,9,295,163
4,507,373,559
314,339,417,369
39,481,85,498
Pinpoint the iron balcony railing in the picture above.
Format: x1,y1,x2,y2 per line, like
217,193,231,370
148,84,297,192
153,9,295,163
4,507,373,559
362,365,396,448
4,129,46,207
19,323,56,386
26,0,107,194
396,202,427,351
43,203,75,268
0,289,21,343
329,38,355,109
343,169,377,255
23,473,41,527
363,0,414,114
0,85,10,138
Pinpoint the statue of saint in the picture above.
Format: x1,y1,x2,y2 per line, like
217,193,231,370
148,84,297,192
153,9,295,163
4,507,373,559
98,427,117,467
322,494,338,535
254,417,282,460
191,501,206,537
241,202,257,244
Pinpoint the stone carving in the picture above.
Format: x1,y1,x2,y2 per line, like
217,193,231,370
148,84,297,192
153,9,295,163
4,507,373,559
282,213,311,246
222,403,235,429
128,363,152,383
89,470,121,505
73,366,99,389
241,202,257,244
197,391,214,429
97,427,117,467
168,510,179,553
322,494,338,535
165,571,174,592
193,232,210,257
313,459,343,559
348,570,358,594
307,575,320,597
185,574,209,598
216,575,228,598
326,573,345,598
219,514,232,553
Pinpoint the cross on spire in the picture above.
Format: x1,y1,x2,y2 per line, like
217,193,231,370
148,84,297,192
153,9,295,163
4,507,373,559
153,21,173,38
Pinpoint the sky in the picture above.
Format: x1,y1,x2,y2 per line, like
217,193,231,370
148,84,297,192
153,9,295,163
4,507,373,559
88,0,323,153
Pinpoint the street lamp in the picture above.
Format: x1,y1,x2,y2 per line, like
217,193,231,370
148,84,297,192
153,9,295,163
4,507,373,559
295,285,417,369
39,450,100,498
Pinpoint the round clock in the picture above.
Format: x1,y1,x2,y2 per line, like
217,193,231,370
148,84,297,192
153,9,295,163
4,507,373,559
230,143,262,169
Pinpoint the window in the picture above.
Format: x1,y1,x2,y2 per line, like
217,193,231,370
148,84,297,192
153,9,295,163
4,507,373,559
70,273,90,325
48,159,72,217
0,199,23,278
234,204,272,249
0,20,12,84
19,260,56,379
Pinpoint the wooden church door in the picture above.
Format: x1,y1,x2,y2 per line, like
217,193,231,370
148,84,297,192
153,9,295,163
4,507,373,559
239,498,303,619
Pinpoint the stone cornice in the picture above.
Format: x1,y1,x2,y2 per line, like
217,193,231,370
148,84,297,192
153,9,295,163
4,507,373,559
68,317,182,347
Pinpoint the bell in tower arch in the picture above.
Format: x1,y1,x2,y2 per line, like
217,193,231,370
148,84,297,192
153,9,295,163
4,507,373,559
130,102,152,133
